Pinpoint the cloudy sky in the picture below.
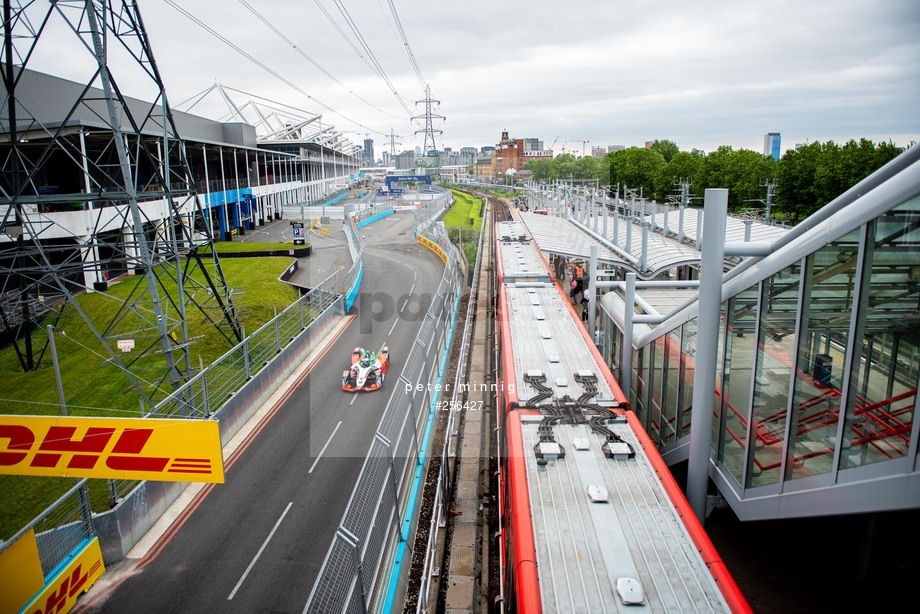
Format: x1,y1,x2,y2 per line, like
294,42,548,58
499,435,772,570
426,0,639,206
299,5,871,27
20,0,920,156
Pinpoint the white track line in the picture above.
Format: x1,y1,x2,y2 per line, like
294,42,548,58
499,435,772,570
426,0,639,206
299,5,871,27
308,420,343,473
228,501,293,600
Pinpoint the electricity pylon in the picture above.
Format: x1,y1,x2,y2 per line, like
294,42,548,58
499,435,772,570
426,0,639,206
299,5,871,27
412,85,444,158
0,0,242,412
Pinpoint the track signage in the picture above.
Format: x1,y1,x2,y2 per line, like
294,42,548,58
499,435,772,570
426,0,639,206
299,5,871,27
16,535,105,614
0,415,224,483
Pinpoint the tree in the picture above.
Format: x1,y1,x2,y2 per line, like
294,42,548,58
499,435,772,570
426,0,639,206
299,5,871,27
775,138,904,221
655,151,705,201
697,146,777,211
523,153,608,183
573,155,604,181
524,158,553,181
649,139,680,163
609,147,665,197
776,141,822,221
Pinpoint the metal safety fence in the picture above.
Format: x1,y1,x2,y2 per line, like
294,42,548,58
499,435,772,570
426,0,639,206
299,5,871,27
414,200,487,613
0,478,94,579
305,191,461,614
343,197,394,225
147,273,340,422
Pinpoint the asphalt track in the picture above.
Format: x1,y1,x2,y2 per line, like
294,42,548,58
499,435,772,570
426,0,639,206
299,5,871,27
76,212,445,613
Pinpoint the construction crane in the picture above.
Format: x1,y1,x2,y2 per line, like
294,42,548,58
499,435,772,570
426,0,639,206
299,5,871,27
550,136,559,155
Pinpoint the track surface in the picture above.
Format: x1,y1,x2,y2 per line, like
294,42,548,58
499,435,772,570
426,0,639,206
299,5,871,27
78,212,444,613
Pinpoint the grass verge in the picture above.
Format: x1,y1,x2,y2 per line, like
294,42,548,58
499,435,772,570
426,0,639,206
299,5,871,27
444,190,484,265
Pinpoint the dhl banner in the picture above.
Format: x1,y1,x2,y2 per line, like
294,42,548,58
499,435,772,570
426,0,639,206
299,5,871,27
17,535,105,614
418,236,448,263
0,415,224,483
0,529,44,614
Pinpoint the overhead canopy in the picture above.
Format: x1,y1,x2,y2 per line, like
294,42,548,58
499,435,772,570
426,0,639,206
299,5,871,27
518,208,789,279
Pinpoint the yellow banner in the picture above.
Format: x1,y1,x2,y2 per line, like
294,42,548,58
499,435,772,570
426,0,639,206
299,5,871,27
19,536,105,614
418,236,448,263
0,416,224,483
0,528,44,614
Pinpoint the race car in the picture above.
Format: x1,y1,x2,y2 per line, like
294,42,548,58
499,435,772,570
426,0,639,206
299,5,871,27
342,344,390,391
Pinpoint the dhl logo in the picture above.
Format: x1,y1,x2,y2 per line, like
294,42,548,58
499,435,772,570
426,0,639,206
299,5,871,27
28,558,101,614
18,536,105,614
0,416,224,483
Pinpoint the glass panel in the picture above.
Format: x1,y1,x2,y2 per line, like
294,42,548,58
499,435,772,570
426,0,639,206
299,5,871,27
678,318,697,439
661,329,680,445
719,286,759,484
713,302,728,452
748,263,801,487
632,346,648,423
788,230,861,480
841,198,920,469
649,337,665,446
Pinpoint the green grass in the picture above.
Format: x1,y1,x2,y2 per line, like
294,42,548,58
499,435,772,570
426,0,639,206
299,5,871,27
0,255,300,539
444,190,484,265
444,190,484,229
200,240,308,254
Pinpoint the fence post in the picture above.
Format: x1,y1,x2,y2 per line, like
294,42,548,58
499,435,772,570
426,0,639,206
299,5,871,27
200,355,210,418
79,480,94,534
274,306,281,353
342,528,369,613
242,326,250,380
299,293,306,330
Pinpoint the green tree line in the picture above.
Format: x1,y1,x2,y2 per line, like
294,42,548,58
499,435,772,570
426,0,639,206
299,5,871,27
524,138,905,222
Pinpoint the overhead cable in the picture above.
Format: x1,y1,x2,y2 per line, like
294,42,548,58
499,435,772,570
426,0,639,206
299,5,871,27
385,0,426,91
316,0,413,116
164,0,387,136
235,0,401,120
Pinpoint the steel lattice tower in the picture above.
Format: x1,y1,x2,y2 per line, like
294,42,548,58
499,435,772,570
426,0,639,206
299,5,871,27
0,0,242,411
412,85,443,158
388,127,400,156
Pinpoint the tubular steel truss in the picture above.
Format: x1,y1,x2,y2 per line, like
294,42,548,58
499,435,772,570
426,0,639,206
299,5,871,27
412,84,443,158
0,0,242,410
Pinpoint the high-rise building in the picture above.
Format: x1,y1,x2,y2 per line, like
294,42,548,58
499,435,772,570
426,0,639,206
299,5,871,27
363,137,374,165
764,132,781,160
395,150,415,170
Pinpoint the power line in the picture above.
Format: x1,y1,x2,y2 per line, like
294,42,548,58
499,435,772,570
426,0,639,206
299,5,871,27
385,0,426,90
235,0,401,120
316,0,414,116
164,0,386,136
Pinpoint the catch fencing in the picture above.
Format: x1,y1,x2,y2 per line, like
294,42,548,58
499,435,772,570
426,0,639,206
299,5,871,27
413,199,487,613
305,190,462,614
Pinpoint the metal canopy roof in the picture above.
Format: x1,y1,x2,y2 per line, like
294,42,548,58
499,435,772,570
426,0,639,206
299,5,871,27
516,210,621,265
518,208,789,279
657,211,790,245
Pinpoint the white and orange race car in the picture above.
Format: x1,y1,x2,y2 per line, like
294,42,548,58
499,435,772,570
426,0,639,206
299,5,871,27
342,345,390,392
